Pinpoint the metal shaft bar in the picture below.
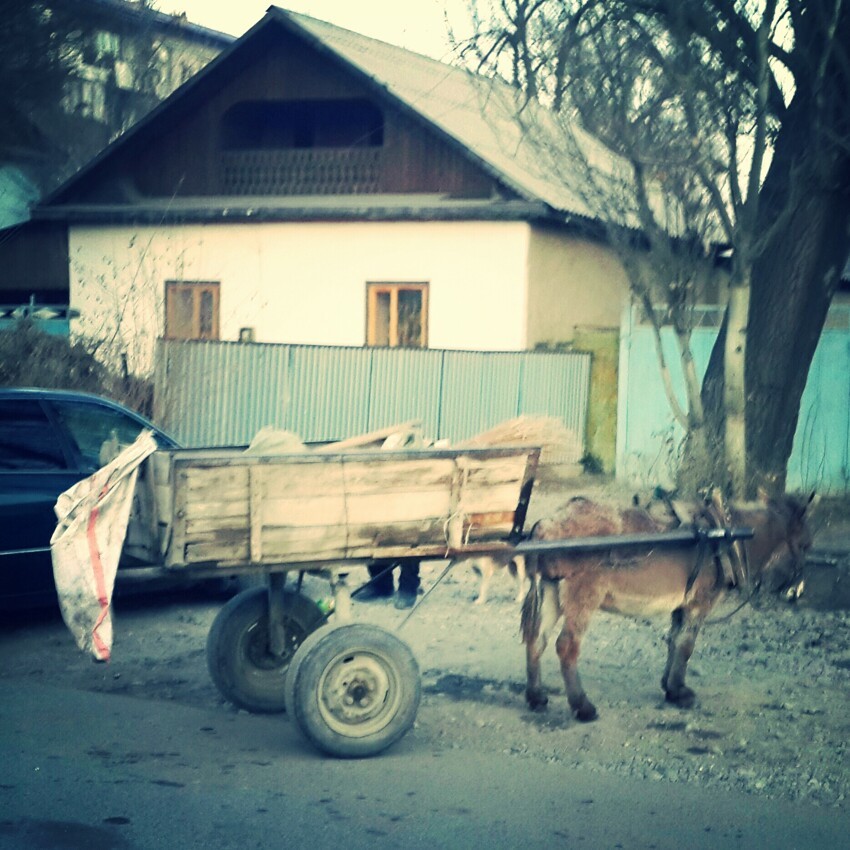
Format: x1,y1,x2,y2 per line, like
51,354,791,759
511,526,754,556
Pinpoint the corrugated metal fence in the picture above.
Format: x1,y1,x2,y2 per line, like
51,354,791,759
617,303,850,493
154,339,592,454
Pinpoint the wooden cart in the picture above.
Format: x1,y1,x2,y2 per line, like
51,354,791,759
129,444,540,757
128,444,753,758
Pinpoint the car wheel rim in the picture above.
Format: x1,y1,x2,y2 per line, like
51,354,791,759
316,649,403,738
243,619,304,671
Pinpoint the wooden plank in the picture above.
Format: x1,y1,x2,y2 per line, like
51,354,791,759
184,539,250,564
458,454,531,485
261,495,348,528
152,482,173,539
182,465,250,496
165,467,189,567
464,510,517,531
312,420,421,452
185,514,251,534
459,482,527,514
345,518,452,550
167,447,245,464
249,466,264,563
262,519,451,561
463,520,515,542
261,461,346,500
181,527,250,546
343,490,452,525
446,460,465,548
184,500,250,522
340,457,455,494
261,526,351,562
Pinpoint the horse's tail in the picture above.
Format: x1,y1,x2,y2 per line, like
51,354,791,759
520,556,543,643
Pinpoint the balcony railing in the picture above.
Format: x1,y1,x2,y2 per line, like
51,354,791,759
221,148,382,195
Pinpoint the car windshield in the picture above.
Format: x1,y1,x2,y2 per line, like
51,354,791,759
51,400,152,470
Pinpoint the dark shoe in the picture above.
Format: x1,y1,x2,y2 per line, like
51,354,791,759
356,586,394,601
394,592,417,610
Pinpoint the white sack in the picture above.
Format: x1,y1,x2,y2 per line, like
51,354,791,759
50,431,158,661
244,426,306,454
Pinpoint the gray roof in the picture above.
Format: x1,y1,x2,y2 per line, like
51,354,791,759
279,8,594,219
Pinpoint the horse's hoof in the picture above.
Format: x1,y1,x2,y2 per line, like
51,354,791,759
575,706,598,723
572,700,598,722
665,687,696,709
526,689,548,711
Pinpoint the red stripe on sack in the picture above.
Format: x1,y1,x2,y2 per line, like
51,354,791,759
86,482,112,663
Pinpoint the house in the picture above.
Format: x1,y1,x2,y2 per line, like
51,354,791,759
29,6,632,465
32,7,629,356
0,0,231,315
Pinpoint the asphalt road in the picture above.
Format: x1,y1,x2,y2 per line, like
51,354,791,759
0,680,847,850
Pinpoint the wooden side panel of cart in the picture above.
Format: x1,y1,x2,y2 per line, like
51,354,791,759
148,446,539,571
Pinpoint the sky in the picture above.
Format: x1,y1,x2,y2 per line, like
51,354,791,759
152,1,467,61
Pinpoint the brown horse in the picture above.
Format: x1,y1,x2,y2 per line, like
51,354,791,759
521,492,814,721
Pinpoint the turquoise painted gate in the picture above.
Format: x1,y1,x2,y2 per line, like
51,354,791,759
616,304,850,493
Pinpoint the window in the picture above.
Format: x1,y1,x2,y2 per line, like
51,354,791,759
221,99,384,150
366,283,428,348
165,281,220,341
51,400,152,471
0,401,67,470
94,30,121,60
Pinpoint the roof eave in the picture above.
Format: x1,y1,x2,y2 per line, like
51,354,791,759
33,201,559,226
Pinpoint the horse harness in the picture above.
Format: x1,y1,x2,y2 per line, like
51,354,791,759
674,493,752,596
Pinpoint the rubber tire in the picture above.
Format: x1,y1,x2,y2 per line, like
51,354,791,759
206,586,325,713
285,623,421,758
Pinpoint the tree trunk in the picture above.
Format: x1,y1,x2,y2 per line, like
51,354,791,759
680,310,728,494
746,163,850,495
724,278,749,495
691,37,850,498
697,163,850,498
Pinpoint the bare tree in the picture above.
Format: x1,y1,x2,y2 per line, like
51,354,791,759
0,1,70,156
459,0,850,497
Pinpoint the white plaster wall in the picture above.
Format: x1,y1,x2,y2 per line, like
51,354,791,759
69,220,531,374
525,227,628,347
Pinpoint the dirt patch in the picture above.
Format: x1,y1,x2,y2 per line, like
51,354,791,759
1,479,848,809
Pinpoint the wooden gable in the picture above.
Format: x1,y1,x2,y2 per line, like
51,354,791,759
56,19,505,206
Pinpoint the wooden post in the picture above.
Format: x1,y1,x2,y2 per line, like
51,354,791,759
249,465,264,563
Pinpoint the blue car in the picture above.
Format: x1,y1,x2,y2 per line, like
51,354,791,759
0,388,180,609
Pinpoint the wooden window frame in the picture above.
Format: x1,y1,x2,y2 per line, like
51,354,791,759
164,280,221,341
366,282,429,348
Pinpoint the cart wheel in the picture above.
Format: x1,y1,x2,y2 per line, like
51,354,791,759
207,586,325,713
285,623,420,758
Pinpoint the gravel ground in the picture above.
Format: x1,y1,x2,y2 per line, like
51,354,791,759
2,478,848,809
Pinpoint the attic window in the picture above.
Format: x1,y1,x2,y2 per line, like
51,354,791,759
221,99,384,151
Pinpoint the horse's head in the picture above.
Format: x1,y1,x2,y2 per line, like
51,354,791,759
749,492,816,593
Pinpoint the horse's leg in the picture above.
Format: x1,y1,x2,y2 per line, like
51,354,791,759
522,577,561,710
514,555,528,603
474,558,493,605
662,601,709,708
555,581,602,722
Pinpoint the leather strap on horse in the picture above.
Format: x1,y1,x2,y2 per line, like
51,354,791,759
684,532,709,595
707,489,751,590
685,489,751,596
